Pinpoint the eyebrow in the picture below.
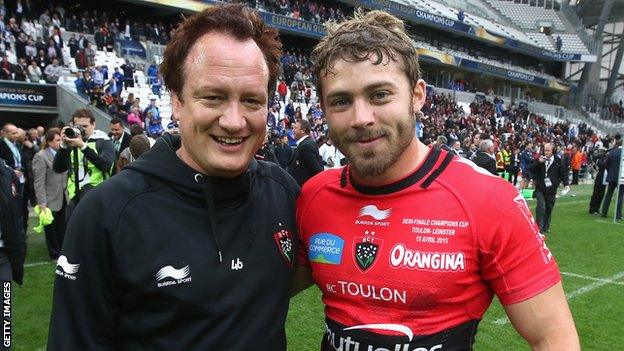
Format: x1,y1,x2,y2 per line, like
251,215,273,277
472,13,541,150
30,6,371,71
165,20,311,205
325,80,397,101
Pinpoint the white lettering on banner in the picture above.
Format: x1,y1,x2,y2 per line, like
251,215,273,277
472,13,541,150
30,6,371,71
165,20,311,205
325,323,443,351
390,244,465,272
332,281,407,304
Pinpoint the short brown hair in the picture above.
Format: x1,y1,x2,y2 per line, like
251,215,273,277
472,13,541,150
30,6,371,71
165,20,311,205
44,127,61,143
161,4,282,100
312,9,421,101
71,108,95,123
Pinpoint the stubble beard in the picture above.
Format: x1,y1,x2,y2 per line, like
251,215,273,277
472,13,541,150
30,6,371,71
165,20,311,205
331,107,417,181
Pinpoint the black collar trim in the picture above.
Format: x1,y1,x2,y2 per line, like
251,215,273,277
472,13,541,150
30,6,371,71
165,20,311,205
420,151,455,189
348,148,441,195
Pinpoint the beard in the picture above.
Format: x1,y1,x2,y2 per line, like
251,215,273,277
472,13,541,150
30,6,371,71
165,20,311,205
331,106,417,180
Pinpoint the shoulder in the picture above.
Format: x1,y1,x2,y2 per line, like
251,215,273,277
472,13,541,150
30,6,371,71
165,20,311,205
298,168,341,209
256,160,300,198
437,157,520,213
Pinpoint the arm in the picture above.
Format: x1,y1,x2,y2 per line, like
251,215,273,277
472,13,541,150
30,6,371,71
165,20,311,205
32,153,47,207
52,147,70,173
83,140,115,175
504,282,580,351
47,191,120,350
291,264,314,297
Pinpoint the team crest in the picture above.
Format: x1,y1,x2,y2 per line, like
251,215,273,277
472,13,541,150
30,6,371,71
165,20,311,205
354,237,382,273
273,229,293,267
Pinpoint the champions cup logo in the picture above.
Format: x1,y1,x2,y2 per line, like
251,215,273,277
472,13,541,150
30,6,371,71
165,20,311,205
358,205,392,220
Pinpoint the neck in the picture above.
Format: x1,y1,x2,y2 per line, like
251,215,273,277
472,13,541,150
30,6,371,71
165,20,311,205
351,137,429,187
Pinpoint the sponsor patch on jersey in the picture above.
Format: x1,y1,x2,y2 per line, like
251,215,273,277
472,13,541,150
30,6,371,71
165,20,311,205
309,233,344,265
273,228,293,267
353,236,382,273
358,205,392,220
389,243,465,272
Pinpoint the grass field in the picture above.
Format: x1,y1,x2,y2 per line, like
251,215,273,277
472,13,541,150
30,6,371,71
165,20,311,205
12,183,624,350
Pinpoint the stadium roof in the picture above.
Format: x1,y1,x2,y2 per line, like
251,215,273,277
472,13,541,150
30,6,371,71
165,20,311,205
576,0,624,26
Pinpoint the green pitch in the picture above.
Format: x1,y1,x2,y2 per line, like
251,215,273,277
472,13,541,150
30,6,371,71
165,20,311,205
12,184,624,350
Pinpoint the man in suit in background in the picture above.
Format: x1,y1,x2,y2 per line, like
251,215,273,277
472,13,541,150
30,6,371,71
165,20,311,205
288,119,323,186
532,143,570,233
601,134,622,220
473,138,497,175
109,117,131,160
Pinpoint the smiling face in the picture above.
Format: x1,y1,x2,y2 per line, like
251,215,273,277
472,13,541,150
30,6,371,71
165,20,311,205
172,32,269,177
320,55,426,181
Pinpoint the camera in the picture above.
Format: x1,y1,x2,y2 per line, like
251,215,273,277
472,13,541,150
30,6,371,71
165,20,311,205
64,126,86,140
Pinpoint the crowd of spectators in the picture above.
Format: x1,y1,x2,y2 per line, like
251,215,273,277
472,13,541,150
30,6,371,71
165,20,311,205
250,0,347,23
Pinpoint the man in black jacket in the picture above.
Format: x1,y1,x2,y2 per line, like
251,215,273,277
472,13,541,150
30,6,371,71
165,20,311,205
48,5,299,350
0,159,26,286
532,143,570,233
601,135,623,219
288,119,324,186
473,139,497,175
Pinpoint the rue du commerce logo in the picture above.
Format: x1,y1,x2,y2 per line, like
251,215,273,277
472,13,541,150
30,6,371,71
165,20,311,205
156,265,192,288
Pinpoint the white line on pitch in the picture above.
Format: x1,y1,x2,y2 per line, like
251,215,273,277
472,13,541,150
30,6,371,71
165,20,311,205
24,261,53,268
561,271,624,286
594,220,623,225
493,270,624,325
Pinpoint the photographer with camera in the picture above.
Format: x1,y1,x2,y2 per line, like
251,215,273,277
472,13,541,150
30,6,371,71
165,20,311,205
53,109,115,215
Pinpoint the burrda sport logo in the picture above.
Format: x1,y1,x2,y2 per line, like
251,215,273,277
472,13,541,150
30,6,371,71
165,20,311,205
156,264,192,288
355,205,392,227
55,255,80,280
358,205,392,220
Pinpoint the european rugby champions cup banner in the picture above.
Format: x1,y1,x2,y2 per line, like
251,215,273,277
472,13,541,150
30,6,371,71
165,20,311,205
346,0,596,62
0,80,57,108
416,47,571,92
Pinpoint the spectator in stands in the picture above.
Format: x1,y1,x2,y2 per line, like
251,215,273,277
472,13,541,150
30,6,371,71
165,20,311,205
120,59,134,89
84,42,95,66
13,57,27,81
32,127,67,260
127,106,143,128
15,32,27,59
556,35,562,52
94,26,106,51
24,37,36,58
50,26,63,50
0,55,12,80
43,58,61,84
67,33,78,57
46,38,60,63
27,59,41,82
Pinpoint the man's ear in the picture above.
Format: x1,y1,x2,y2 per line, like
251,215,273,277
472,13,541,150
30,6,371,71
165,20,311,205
411,79,427,113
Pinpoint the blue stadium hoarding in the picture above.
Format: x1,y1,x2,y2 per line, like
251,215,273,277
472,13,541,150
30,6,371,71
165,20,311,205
137,0,595,62
340,0,595,63
0,80,57,108
416,48,570,92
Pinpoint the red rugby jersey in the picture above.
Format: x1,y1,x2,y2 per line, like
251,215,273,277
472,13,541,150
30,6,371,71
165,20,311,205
296,148,560,340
